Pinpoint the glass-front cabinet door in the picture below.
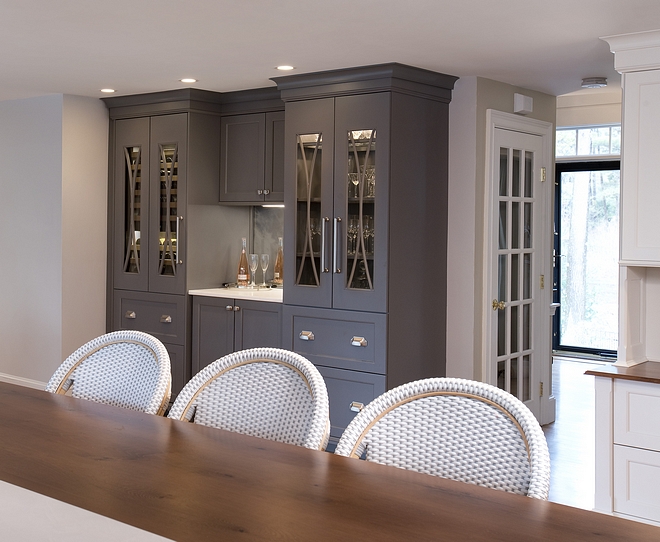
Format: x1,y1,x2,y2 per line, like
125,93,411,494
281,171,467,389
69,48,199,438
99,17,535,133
333,93,389,313
149,113,187,295
284,98,335,308
114,117,150,292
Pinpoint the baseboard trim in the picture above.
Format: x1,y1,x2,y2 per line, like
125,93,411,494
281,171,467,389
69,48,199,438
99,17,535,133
0,373,47,390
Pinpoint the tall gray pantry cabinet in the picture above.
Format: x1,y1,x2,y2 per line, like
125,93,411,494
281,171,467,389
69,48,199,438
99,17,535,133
104,90,234,398
273,64,457,445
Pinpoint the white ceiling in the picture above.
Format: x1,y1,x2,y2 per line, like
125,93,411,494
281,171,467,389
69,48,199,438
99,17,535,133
2,0,660,102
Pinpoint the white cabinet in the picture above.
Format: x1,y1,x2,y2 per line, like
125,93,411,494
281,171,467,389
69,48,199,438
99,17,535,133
590,365,660,525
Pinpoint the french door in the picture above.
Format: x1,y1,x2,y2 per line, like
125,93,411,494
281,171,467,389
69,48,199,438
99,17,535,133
484,111,554,424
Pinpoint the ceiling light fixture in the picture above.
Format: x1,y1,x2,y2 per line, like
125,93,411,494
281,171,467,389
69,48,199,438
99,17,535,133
180,78,197,83
581,77,607,89
276,65,295,71
100,88,115,93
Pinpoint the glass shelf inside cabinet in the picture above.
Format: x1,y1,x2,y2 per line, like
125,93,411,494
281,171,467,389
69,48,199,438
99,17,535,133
158,144,179,277
123,146,142,274
346,129,376,290
295,133,324,287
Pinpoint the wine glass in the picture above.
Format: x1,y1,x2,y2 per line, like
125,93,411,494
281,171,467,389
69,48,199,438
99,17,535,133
249,254,259,289
260,253,270,287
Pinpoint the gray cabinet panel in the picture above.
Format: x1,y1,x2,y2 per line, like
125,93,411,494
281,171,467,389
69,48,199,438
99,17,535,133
113,290,187,346
283,305,386,375
316,365,386,440
192,296,282,375
265,111,285,202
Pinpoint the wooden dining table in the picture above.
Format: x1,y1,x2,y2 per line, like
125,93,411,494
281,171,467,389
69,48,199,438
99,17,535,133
0,381,658,541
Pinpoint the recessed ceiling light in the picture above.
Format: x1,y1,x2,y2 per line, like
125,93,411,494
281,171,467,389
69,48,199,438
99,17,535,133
276,66,295,71
180,78,197,83
100,88,115,93
581,77,607,89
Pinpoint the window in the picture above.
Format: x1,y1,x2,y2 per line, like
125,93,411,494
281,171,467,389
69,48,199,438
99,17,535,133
556,125,621,158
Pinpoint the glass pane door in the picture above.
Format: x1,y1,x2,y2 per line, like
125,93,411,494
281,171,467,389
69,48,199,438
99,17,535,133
157,143,179,278
553,161,620,355
123,146,143,275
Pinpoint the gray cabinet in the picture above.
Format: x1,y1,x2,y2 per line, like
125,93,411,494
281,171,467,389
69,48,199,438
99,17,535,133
105,89,239,399
275,64,457,441
192,296,282,374
219,111,285,204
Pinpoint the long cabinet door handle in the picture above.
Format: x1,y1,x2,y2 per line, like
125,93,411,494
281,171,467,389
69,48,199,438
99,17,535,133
160,315,172,323
124,311,136,319
299,330,315,341
176,216,183,264
321,217,329,273
351,336,368,347
350,401,364,413
333,217,342,274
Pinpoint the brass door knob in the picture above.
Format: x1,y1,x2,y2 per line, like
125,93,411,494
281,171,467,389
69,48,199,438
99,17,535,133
492,299,505,311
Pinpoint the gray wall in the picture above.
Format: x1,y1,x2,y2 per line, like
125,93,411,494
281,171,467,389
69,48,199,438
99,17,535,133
0,95,108,387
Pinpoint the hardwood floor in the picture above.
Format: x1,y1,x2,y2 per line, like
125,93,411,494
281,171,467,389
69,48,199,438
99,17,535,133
542,356,607,510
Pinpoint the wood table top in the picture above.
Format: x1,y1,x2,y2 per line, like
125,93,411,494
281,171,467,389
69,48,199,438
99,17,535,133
1,381,659,541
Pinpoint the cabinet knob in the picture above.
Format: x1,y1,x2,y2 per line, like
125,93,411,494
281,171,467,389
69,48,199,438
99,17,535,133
160,315,172,324
124,311,136,319
257,189,263,195
350,401,364,413
299,330,315,341
263,189,270,195
226,305,234,311
351,336,368,347
233,306,240,312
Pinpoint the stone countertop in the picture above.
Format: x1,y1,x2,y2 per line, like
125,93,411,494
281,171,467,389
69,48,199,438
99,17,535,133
189,287,283,303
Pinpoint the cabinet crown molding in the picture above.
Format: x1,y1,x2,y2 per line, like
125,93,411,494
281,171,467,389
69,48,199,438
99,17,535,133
602,29,660,73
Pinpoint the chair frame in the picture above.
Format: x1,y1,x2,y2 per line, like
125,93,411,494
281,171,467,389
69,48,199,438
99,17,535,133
45,330,171,416
335,377,550,499
168,347,330,451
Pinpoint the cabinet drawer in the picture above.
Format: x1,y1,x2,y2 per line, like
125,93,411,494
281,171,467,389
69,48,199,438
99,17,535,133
283,306,386,374
114,290,187,346
316,366,386,440
614,380,660,450
614,445,660,522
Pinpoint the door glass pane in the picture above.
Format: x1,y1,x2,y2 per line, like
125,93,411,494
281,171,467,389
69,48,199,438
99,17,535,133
525,151,533,197
523,303,531,351
523,253,531,299
523,355,530,402
511,254,519,302
559,169,620,351
512,149,521,197
497,308,506,357
497,360,506,390
295,134,323,287
123,146,142,274
512,202,520,249
499,148,508,196
158,143,178,277
346,130,375,290
524,203,532,248
510,357,519,398
498,255,507,302
511,305,519,354
499,202,507,249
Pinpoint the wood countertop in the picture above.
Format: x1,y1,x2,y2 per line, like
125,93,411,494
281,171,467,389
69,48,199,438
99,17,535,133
585,361,660,384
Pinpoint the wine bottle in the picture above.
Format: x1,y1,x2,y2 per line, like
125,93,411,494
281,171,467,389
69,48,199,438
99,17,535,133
237,237,249,288
273,237,283,285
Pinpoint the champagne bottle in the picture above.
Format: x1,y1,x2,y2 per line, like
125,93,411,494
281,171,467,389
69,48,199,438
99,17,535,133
273,237,284,285
237,237,249,288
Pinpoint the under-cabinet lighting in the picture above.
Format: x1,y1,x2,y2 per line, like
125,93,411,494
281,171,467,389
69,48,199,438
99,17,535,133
263,204,285,208
100,88,115,93
180,78,197,83
276,65,295,71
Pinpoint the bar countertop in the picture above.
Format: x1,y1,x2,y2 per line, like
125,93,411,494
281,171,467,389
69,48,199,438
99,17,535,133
585,360,660,385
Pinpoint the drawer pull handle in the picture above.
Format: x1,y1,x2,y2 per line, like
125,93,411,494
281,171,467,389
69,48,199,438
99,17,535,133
351,336,368,347
299,330,315,341
350,401,364,413
125,311,136,319
160,315,172,324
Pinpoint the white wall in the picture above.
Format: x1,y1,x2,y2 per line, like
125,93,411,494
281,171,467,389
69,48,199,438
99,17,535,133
556,89,622,127
0,95,108,387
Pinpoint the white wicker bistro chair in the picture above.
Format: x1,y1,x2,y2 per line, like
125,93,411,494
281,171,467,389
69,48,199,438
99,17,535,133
168,348,330,451
45,330,172,416
335,377,550,499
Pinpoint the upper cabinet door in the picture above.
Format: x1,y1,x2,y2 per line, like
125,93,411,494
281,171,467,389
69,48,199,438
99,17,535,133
149,113,188,295
113,117,150,292
284,98,335,308
332,93,390,313
265,111,285,202
219,113,266,203
620,70,660,264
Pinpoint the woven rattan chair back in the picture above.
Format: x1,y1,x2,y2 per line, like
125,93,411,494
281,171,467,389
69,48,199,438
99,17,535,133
45,330,172,416
335,377,550,499
168,348,330,450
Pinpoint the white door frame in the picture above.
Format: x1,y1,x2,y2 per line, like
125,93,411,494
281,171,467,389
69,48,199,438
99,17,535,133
483,109,555,425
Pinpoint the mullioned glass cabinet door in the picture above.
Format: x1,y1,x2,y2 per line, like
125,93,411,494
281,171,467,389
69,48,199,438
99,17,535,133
332,93,390,314
113,117,150,292
149,113,188,295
